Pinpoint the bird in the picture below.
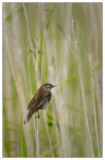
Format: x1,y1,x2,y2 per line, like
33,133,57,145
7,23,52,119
24,83,56,124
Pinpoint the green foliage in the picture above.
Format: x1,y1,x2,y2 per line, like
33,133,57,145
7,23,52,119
46,3,56,29
17,6,24,14
5,12,13,21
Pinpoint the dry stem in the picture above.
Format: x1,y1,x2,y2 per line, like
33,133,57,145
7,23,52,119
71,31,94,157
36,4,40,157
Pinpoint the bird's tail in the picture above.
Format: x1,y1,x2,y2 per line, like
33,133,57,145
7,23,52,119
24,111,33,124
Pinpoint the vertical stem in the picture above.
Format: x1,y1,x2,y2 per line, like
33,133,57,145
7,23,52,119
36,3,39,88
72,24,94,157
77,52,94,157
23,3,38,156
37,116,40,157
89,54,100,156
23,3,33,49
36,3,40,157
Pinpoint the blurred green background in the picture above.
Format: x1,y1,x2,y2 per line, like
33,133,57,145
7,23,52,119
3,3,102,157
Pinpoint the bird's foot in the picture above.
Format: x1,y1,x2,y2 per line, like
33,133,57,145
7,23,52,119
35,111,40,118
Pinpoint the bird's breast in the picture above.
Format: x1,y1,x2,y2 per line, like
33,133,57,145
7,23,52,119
40,91,52,110
40,101,50,110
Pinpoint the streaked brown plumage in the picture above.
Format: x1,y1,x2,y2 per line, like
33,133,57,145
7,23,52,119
24,83,56,124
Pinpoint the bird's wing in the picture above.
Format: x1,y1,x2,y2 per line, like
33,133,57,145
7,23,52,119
27,89,52,111
34,91,52,111
27,94,36,110
27,89,42,110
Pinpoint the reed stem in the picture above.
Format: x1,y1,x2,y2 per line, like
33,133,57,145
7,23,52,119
36,4,40,157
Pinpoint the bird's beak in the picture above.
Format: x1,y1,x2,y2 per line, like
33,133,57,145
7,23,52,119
53,85,57,88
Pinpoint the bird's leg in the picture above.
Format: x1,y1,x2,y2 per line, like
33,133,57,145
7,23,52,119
37,111,40,118
35,111,40,118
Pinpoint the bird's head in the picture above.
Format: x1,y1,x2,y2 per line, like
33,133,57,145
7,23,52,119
42,83,57,91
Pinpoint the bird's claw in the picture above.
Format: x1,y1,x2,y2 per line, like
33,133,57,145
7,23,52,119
35,112,40,118
37,115,40,118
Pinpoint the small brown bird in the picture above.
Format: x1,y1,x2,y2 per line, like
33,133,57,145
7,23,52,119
24,83,56,124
